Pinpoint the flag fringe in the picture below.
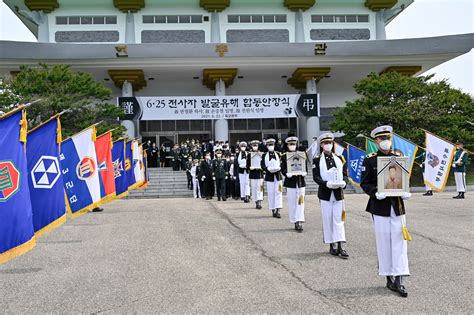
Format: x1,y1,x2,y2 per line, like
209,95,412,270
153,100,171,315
0,236,36,265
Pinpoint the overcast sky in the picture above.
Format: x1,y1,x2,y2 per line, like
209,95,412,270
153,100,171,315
0,0,473,94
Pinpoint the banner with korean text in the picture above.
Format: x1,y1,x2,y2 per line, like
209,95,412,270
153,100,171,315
118,94,320,121
424,132,455,191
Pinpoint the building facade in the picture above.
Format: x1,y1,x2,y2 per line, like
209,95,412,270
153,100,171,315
2,0,473,147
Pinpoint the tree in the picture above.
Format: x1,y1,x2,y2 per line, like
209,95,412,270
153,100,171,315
0,64,125,138
331,72,474,151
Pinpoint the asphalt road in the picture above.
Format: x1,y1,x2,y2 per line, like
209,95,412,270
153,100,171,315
0,192,472,313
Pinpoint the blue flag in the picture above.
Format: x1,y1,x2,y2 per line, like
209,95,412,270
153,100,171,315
0,110,36,264
112,139,129,198
393,134,418,175
347,144,366,185
60,127,102,218
125,141,136,189
27,116,66,237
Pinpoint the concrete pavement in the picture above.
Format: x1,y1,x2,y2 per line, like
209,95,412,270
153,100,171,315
0,192,472,313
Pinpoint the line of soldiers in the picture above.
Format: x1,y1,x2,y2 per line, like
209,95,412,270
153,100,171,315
182,126,413,298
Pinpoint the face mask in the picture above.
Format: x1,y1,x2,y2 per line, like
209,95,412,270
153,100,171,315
323,143,333,152
240,147,246,151
288,145,296,151
267,145,274,152
216,154,222,158
252,146,258,151
205,156,210,160
379,140,392,151
230,157,235,161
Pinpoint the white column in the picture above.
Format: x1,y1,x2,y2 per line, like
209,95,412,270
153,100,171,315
294,10,305,42
210,11,221,43
306,78,320,141
125,11,136,43
121,80,136,138
214,79,228,142
375,10,387,40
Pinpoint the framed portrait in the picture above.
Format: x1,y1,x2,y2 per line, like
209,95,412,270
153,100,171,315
286,151,307,175
377,156,410,196
250,152,262,170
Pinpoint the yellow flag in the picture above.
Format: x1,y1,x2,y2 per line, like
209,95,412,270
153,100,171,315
56,117,62,144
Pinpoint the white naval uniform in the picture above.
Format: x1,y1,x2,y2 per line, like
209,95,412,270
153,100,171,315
264,153,283,210
318,153,346,244
372,207,410,276
454,172,466,193
287,187,305,223
250,178,264,202
237,152,250,198
190,166,201,198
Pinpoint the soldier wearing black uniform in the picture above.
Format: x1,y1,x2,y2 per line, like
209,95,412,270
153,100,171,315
185,156,193,190
212,149,228,201
199,152,214,200
171,144,181,171
180,143,190,171
360,125,411,298
191,146,202,161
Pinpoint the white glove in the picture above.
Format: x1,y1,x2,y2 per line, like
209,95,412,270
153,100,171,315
301,172,307,177
233,176,236,180
286,173,293,178
401,192,411,200
212,177,216,180
326,181,335,189
375,192,386,200
225,176,228,180
339,180,346,188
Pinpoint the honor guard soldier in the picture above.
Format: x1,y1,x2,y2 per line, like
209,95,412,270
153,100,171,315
199,152,214,200
171,144,181,171
452,140,468,199
180,143,190,170
360,125,411,298
281,136,308,232
191,159,201,198
312,133,349,259
235,141,251,203
261,138,283,218
212,149,228,201
248,140,264,209
185,156,193,190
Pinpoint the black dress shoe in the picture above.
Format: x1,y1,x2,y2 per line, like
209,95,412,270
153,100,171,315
222,198,227,201
337,242,349,259
294,223,299,230
92,207,104,212
256,201,262,209
272,209,276,217
296,222,303,233
329,244,339,256
422,191,433,196
206,197,210,200
394,276,408,297
275,209,281,219
218,197,221,201
453,193,462,199
386,276,397,291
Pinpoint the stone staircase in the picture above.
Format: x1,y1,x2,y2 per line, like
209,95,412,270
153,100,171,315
128,167,355,199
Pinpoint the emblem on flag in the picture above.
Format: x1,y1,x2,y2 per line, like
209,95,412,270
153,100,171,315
76,156,96,180
31,156,60,189
125,158,131,171
426,152,439,168
98,159,108,171
113,159,123,179
350,160,358,172
0,161,21,201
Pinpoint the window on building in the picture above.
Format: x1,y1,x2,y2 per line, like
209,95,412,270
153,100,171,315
228,14,287,23
81,16,93,24
56,17,67,25
233,119,247,130
93,16,105,24
55,16,118,25
248,119,261,130
148,121,161,131
162,120,176,131
357,15,369,22
312,14,369,23
68,16,80,24
177,120,190,131
191,120,204,131
143,15,154,23
262,118,276,130
142,15,203,24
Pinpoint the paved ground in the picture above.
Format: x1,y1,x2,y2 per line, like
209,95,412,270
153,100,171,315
1,192,472,313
